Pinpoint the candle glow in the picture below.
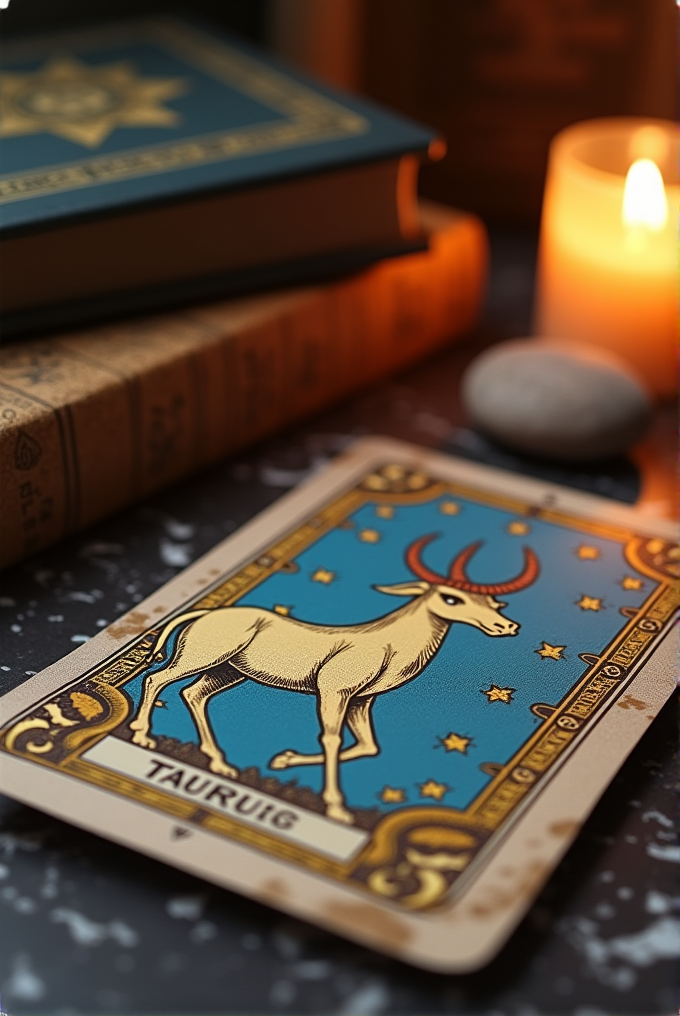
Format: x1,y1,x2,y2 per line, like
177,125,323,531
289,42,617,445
535,118,679,398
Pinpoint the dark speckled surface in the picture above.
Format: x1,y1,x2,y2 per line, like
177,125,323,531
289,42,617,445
0,232,677,1015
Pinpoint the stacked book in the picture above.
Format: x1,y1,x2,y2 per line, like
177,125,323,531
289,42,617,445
0,16,488,571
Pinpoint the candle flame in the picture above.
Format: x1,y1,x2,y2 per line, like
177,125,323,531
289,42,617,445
622,158,668,231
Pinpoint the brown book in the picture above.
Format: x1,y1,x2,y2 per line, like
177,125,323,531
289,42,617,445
0,201,487,570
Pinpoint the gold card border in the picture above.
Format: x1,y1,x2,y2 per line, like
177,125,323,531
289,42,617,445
0,17,369,206
1,462,676,911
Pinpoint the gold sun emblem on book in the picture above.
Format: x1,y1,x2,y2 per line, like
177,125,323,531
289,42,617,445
0,55,188,147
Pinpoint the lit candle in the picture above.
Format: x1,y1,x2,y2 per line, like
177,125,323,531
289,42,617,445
534,118,679,398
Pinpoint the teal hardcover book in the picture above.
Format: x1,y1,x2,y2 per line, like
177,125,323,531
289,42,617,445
0,17,441,333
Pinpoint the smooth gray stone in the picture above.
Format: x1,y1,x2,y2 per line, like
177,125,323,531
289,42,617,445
461,339,652,461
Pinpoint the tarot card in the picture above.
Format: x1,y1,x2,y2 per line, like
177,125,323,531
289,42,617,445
0,438,676,971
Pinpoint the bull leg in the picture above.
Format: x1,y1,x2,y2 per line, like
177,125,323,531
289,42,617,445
130,663,190,748
270,696,378,770
316,685,352,825
181,670,245,777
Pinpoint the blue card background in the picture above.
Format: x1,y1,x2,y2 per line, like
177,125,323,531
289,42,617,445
122,493,650,815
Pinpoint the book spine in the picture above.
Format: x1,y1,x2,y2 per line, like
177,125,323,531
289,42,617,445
0,214,487,571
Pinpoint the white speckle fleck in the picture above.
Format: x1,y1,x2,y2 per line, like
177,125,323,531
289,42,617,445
2,885,18,900
562,914,680,989
272,928,303,960
108,919,139,948
165,894,205,920
594,902,616,920
337,979,389,1015
642,810,673,828
159,538,193,568
66,591,96,604
269,979,296,1006
598,870,615,883
292,960,331,980
13,896,37,914
624,834,637,844
80,542,123,557
608,917,680,966
165,519,194,541
0,864,8,879
50,908,138,947
647,842,680,863
645,890,679,915
617,887,634,900
0,831,42,856
190,920,217,943
10,624,21,633
24,671,36,676
96,619,108,627
260,461,326,489
48,615,64,622
0,666,9,671
40,866,59,900
4,953,45,1002
70,634,91,643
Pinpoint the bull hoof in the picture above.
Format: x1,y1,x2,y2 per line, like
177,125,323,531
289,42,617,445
326,804,354,825
131,731,157,750
269,749,298,770
208,758,239,779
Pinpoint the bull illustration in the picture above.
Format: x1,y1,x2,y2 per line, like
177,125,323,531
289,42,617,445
130,534,539,824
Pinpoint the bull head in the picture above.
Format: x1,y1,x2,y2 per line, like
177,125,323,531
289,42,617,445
376,533,539,636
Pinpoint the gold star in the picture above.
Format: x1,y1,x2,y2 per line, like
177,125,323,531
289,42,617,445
481,684,515,704
576,545,600,560
311,568,335,584
576,595,603,612
375,506,394,519
359,529,381,543
438,732,471,753
507,521,530,536
273,604,292,616
418,779,449,801
620,575,644,591
535,642,566,660
380,786,406,804
439,501,460,516
0,56,187,147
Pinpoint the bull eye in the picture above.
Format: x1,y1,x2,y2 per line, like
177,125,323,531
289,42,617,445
440,593,463,607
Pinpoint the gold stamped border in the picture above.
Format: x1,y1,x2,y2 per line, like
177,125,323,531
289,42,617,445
0,17,369,206
1,463,677,909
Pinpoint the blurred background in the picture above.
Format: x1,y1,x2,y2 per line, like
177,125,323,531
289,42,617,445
4,0,677,224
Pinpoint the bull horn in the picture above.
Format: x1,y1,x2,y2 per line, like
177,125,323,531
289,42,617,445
405,534,447,585
449,541,540,595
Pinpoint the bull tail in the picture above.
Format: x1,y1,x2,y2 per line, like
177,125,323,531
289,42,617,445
152,609,210,660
